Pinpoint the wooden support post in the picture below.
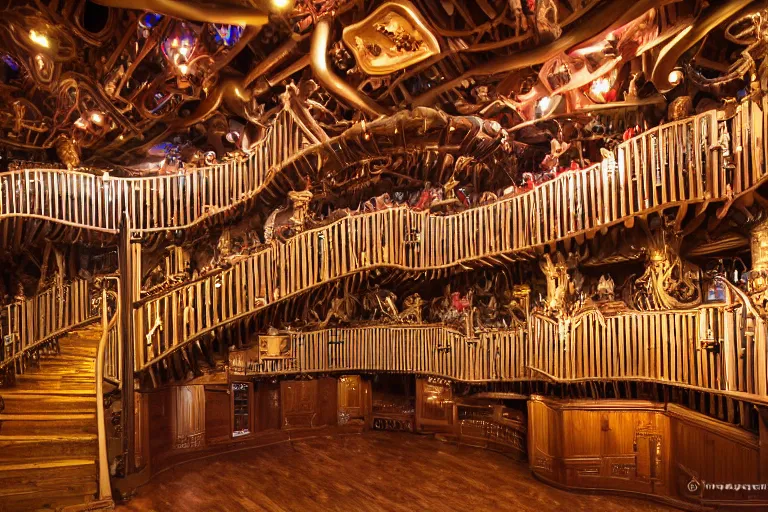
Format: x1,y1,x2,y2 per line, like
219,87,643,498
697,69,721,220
758,406,768,482
118,213,138,474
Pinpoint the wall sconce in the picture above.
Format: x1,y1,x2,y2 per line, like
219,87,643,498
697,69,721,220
700,328,720,352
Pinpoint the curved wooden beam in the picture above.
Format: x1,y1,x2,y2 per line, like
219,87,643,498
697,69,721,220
310,17,389,118
92,0,270,26
651,0,757,92
411,0,663,107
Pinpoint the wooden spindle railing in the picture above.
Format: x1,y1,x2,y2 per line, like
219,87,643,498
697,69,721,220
528,278,768,401
0,107,304,233
225,325,529,382
212,289,768,406
134,104,734,372
0,278,98,372
0,99,756,238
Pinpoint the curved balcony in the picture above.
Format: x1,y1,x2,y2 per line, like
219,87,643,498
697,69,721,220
133,98,761,374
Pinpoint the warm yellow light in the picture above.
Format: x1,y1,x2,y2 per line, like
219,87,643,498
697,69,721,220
178,63,189,75
538,96,551,112
590,78,611,97
90,112,104,125
272,0,290,8
668,69,684,86
74,118,88,129
29,29,50,48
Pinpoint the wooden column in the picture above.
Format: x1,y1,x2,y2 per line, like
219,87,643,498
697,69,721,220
118,213,140,474
759,407,768,482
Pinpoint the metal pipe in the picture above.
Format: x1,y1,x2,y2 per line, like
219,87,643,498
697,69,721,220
651,0,756,92
412,0,663,107
92,0,269,26
310,17,388,118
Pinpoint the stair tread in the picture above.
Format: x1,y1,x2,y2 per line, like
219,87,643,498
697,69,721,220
0,434,97,442
0,458,95,472
0,413,95,421
0,389,96,396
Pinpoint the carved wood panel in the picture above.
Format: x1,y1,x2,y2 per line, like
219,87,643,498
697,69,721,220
280,379,318,429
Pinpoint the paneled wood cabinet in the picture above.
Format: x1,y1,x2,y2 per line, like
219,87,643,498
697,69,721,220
528,396,767,508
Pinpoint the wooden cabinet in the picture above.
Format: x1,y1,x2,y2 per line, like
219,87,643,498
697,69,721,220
231,382,253,438
281,379,318,428
415,378,453,432
204,385,230,444
528,397,766,508
338,375,364,424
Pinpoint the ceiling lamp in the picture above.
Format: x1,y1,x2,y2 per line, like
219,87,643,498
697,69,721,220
535,95,560,118
90,112,105,126
668,69,684,87
162,22,198,75
28,29,50,48
584,69,618,104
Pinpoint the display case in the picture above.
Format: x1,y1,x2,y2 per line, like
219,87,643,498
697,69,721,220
231,382,252,438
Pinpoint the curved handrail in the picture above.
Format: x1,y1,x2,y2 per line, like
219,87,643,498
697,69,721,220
219,304,768,406
0,278,98,371
0,107,302,234
95,305,118,502
0,96,740,236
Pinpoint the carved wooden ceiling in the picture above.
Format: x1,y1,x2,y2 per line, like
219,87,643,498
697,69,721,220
0,0,761,179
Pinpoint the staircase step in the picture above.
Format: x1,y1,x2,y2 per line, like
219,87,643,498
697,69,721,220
40,354,95,363
0,414,97,435
0,490,99,512
0,394,95,414
0,434,97,461
0,389,95,397
15,377,96,387
0,459,98,510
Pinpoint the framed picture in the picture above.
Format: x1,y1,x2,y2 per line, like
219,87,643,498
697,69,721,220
259,334,292,360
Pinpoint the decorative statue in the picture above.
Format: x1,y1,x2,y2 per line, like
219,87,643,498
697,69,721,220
55,135,81,170
631,228,702,311
597,274,615,301
400,293,425,324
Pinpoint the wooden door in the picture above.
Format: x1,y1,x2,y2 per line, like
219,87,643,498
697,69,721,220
415,378,453,432
338,375,363,424
280,380,318,428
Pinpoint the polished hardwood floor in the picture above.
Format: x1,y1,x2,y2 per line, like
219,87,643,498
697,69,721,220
117,432,676,512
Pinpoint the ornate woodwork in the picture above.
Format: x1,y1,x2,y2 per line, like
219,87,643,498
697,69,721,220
2,1,768,510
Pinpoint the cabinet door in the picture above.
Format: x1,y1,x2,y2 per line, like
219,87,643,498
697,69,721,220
281,380,318,428
205,386,230,444
338,375,363,422
231,382,252,438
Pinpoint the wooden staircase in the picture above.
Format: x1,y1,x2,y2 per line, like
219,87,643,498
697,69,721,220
0,325,103,511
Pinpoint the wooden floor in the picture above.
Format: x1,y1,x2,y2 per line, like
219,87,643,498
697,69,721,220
117,432,676,512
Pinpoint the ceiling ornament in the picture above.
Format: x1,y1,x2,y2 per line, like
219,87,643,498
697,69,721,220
342,0,440,76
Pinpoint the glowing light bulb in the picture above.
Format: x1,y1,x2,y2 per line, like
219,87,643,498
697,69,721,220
538,96,551,112
668,69,684,86
90,112,104,125
178,63,189,75
74,118,88,129
29,29,50,48
590,78,611,97
272,0,290,8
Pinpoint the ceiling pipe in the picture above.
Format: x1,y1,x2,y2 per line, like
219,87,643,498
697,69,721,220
411,0,664,107
310,16,389,118
651,0,756,92
92,0,270,26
